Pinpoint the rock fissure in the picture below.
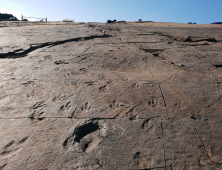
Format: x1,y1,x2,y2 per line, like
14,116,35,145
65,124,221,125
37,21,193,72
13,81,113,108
139,166,172,170
140,48,166,59
127,41,162,44
0,116,163,121
214,64,222,68
161,122,167,168
184,36,218,42
193,126,214,165
151,31,220,43
0,34,111,59
159,85,166,108
193,126,222,166
0,163,7,170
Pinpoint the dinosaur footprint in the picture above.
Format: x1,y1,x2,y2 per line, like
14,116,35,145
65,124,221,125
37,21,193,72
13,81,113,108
148,98,159,107
29,101,46,120
59,101,72,112
80,102,91,112
1,137,29,157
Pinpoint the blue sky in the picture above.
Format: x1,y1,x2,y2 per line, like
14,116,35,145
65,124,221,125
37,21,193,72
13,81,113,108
0,0,222,24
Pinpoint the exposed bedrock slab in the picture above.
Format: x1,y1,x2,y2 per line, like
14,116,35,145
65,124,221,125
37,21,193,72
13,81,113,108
0,22,222,169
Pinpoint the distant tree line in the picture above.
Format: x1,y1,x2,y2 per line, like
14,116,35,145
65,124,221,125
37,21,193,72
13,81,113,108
0,13,18,21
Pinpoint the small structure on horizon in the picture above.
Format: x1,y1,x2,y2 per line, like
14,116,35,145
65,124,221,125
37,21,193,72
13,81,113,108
134,20,153,23
21,14,47,22
118,20,126,23
62,18,74,22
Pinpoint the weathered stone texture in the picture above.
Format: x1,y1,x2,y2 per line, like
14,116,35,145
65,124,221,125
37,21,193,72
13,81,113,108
0,21,222,169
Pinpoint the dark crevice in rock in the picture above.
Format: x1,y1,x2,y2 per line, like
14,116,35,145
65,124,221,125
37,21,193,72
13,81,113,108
87,117,116,120
54,60,69,65
187,43,210,46
0,116,163,120
0,34,111,59
133,152,141,159
161,122,167,168
151,31,219,43
62,139,68,148
170,62,185,67
83,141,90,151
140,48,165,58
214,65,222,68
137,33,156,36
81,139,93,152
140,166,172,170
4,140,15,148
212,161,222,165
151,32,177,40
141,119,150,129
127,41,162,43
29,111,44,120
0,163,7,170
140,49,165,53
138,116,162,120
63,121,99,148
37,117,46,121
73,122,99,142
13,48,24,52
18,136,29,144
184,36,218,42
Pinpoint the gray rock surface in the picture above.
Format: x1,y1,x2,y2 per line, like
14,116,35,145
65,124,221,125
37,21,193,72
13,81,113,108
0,21,222,170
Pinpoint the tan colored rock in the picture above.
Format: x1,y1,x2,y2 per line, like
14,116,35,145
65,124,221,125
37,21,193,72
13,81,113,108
0,21,222,169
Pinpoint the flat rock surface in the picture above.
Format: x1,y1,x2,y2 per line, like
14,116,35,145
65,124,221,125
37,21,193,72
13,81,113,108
0,21,222,170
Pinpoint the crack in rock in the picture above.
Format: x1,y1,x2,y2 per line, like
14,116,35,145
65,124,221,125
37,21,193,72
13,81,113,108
151,31,219,42
0,34,111,59
0,163,7,170
140,48,165,57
